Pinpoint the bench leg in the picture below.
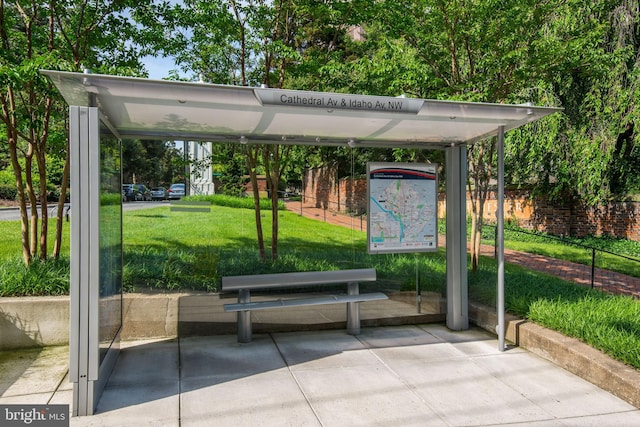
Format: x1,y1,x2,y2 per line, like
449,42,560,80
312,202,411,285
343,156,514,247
346,281,360,335
237,289,252,343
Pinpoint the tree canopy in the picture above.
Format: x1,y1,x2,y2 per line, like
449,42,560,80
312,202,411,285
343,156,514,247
1,0,638,265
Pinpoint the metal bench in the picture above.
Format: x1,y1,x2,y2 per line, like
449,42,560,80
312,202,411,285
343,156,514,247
222,268,387,342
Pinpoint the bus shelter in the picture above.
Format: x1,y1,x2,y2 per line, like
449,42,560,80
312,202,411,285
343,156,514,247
43,70,559,416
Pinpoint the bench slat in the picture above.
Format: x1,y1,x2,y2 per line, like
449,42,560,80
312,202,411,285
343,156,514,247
222,268,376,291
223,292,387,312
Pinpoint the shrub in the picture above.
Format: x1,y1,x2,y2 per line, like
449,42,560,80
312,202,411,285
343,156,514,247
0,257,70,296
0,184,17,200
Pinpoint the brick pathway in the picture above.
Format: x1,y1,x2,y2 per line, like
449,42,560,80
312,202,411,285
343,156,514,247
286,201,640,299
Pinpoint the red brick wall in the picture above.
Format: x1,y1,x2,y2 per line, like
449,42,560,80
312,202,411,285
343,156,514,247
498,193,640,241
466,192,640,241
243,175,268,197
527,195,573,237
304,166,337,209
465,193,639,241
338,177,368,214
303,166,367,213
569,201,640,240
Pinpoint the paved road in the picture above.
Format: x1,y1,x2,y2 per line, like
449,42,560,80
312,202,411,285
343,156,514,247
0,201,168,221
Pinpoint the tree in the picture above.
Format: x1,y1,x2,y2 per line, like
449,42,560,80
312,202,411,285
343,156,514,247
165,0,343,261
0,0,158,265
122,139,182,187
549,0,640,201
502,1,639,204
245,144,266,260
1,0,65,265
365,0,563,270
212,143,247,197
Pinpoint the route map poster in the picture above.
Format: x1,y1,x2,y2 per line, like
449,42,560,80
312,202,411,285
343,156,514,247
367,163,438,254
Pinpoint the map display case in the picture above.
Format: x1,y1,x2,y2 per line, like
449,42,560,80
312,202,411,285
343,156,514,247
367,163,439,254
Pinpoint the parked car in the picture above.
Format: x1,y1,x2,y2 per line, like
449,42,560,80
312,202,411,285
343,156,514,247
122,184,134,201
167,183,185,200
150,187,168,200
136,184,152,201
122,184,151,201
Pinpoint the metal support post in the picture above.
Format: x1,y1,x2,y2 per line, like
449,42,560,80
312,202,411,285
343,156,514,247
497,126,506,351
416,256,421,314
237,289,252,343
346,281,360,335
445,145,469,330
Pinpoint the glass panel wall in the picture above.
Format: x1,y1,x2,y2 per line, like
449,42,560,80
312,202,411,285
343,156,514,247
174,143,457,338
98,120,122,362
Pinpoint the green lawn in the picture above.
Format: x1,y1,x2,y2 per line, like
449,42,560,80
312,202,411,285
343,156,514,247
121,204,446,292
0,203,639,370
0,219,70,259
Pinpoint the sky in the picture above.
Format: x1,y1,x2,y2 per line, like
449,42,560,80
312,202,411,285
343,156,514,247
142,55,179,80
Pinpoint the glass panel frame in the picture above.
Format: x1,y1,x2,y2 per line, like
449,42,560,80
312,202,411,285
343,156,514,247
69,106,123,416
98,117,123,364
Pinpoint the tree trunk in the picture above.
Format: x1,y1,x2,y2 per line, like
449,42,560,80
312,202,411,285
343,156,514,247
246,146,265,261
270,182,279,260
37,150,48,260
9,138,31,266
468,139,495,272
262,145,281,261
53,141,71,259
469,192,479,272
472,187,487,271
25,150,39,259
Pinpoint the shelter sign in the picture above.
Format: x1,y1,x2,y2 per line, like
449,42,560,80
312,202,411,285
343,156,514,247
255,89,423,114
367,163,438,254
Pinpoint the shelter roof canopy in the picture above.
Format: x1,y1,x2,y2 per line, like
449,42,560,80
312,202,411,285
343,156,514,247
42,70,560,148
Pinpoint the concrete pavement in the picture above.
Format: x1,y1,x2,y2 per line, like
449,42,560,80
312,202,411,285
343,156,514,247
2,324,640,426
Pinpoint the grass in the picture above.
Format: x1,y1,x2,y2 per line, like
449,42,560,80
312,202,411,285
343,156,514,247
0,219,70,260
0,218,71,296
479,224,640,278
0,257,70,296
466,256,640,369
121,204,444,292
0,201,639,370
529,293,640,369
